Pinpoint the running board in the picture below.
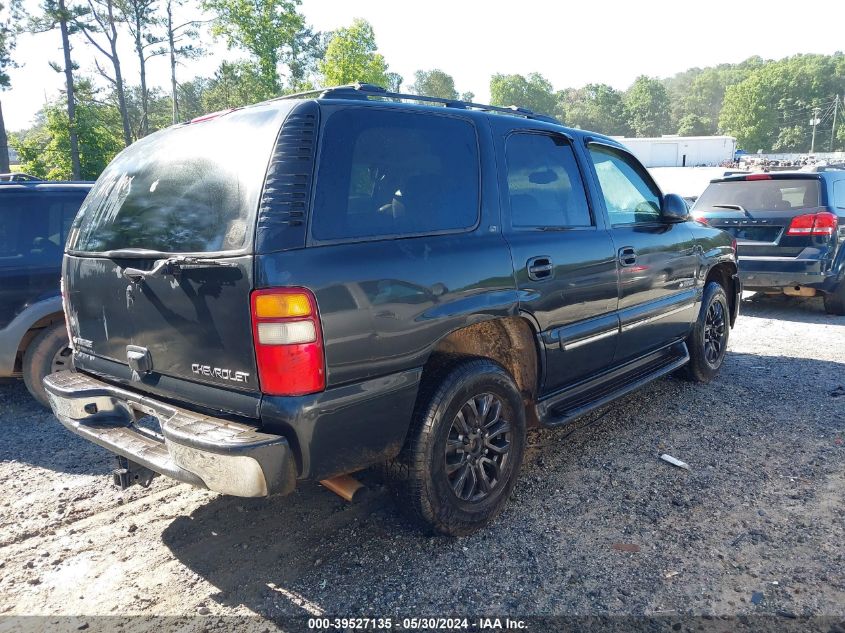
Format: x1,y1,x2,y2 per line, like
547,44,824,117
537,342,690,427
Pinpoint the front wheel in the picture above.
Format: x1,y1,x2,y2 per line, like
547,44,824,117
683,281,730,383
399,358,526,536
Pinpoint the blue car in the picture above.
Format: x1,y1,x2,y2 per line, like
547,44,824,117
0,177,92,404
692,166,845,314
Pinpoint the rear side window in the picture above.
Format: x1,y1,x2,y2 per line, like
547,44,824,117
834,180,845,210
505,133,591,228
68,105,291,254
311,109,480,241
694,179,821,212
0,191,86,264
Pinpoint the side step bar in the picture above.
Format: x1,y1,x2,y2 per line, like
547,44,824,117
537,341,690,427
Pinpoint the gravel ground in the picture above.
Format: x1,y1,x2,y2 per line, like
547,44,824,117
1,293,843,631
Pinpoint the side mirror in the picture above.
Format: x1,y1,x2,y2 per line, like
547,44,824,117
661,193,690,223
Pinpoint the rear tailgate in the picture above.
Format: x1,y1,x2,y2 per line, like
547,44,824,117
64,103,295,411
691,175,826,257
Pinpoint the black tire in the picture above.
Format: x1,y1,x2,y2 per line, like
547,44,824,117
823,282,845,316
22,322,72,408
398,358,526,536
683,281,730,383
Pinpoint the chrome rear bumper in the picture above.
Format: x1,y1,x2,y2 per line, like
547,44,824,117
43,371,296,497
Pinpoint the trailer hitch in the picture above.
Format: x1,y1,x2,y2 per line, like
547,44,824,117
112,456,157,490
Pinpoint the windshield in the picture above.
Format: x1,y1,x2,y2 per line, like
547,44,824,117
694,178,820,213
67,103,292,255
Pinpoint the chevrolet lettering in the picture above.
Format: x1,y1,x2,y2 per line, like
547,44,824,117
191,364,250,383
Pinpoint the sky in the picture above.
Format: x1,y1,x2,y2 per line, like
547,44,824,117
3,0,844,131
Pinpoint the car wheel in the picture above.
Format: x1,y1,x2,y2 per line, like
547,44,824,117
399,358,526,536
683,281,730,383
823,282,845,316
23,322,72,408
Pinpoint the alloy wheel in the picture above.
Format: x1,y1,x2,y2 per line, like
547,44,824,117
445,393,512,502
703,300,727,365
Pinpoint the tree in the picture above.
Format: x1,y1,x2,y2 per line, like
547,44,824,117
489,72,556,116
202,0,306,95
200,60,274,111
160,0,203,123
118,0,162,136
676,113,711,136
12,78,122,179
719,54,845,152
29,0,88,178
624,75,671,137
384,71,402,92
173,75,208,120
560,83,629,135
410,69,458,100
122,84,171,135
0,0,21,172
76,0,132,145
285,25,328,90
319,19,388,87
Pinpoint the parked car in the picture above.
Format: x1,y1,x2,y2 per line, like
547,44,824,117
0,178,92,405
648,167,749,205
43,85,740,535
691,167,845,314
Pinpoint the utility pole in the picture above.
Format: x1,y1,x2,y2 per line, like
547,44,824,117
831,95,840,152
810,106,822,154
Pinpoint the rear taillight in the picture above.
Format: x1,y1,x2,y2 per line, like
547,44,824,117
786,211,838,237
250,288,325,396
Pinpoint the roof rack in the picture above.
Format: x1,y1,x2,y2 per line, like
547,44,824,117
273,83,560,124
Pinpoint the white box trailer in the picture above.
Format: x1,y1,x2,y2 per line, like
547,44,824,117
613,135,737,167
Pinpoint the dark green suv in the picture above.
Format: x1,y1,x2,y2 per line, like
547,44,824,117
43,85,739,535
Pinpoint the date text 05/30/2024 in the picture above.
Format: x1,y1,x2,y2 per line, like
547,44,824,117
307,617,528,630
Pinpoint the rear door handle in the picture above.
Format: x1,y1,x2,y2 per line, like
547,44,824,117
618,246,637,267
527,256,554,281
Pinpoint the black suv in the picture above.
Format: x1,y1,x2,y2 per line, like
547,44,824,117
0,178,92,404
691,168,845,314
44,85,740,535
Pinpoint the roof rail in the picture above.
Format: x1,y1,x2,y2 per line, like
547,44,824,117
0,172,41,182
272,83,560,124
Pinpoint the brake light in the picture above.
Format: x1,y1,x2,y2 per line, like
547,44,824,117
190,108,238,124
250,288,325,396
745,173,771,180
786,211,838,237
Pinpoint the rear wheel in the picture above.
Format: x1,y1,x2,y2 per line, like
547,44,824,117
23,322,72,407
683,281,730,383
399,358,526,536
823,282,845,316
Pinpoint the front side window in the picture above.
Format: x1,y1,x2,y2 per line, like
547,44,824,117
311,109,480,241
504,133,592,228
588,144,662,225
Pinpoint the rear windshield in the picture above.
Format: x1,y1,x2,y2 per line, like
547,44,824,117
694,178,820,212
67,104,291,255
1,190,87,263
311,108,480,241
